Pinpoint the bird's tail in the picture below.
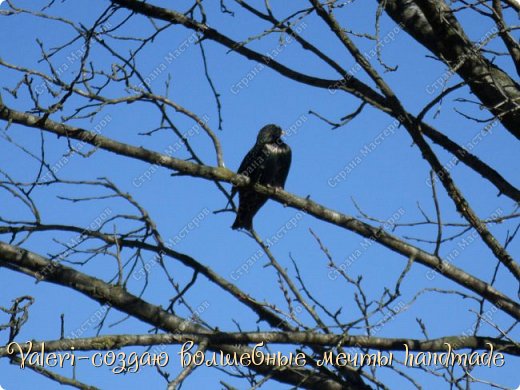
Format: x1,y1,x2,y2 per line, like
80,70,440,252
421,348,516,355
232,213,253,231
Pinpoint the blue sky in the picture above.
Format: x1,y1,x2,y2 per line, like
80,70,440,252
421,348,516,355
0,0,518,389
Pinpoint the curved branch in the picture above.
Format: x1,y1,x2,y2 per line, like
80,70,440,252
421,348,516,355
0,106,518,321
310,0,519,282
103,0,519,203
0,223,297,333
0,241,350,390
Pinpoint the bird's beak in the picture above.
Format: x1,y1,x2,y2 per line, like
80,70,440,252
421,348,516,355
281,131,286,135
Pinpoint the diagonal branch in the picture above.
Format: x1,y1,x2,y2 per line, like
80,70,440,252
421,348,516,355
309,0,520,283
101,0,519,204
0,106,518,320
381,0,520,139
109,0,388,111
0,241,350,390
0,222,296,332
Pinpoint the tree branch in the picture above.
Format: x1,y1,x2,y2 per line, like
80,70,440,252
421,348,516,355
0,104,518,319
2,332,518,358
0,241,350,390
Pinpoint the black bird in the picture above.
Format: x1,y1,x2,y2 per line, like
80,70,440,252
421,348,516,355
231,124,292,230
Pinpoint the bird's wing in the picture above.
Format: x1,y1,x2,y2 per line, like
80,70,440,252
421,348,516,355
264,143,291,188
230,144,265,199
277,144,292,187
237,144,265,180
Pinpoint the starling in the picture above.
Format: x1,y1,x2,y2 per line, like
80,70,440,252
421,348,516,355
231,124,292,230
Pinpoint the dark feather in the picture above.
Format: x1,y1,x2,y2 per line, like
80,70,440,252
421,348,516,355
232,124,292,230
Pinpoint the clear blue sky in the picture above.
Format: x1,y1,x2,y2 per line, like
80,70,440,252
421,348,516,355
0,0,518,389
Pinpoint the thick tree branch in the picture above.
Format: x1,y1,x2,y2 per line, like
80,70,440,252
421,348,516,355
310,0,520,282
0,223,297,333
2,332,518,357
1,2,518,388
0,106,518,320
0,241,351,390
381,0,520,139
101,0,519,204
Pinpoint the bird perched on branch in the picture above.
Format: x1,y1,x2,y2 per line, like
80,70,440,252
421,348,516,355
231,124,292,231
